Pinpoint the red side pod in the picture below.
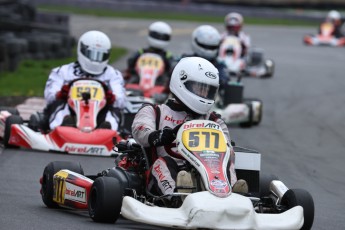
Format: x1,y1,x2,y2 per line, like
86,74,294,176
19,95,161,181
49,127,118,150
9,125,31,148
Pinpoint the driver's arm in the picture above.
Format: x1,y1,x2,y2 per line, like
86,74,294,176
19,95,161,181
132,105,157,147
44,66,65,104
107,69,127,109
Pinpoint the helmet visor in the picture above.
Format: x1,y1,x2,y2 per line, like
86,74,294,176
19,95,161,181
149,31,171,41
195,38,219,51
184,80,218,100
80,42,110,62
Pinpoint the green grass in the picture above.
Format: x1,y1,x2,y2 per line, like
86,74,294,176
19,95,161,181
38,5,318,27
0,47,127,96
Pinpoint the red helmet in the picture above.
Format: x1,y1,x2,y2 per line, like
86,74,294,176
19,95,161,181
224,12,243,35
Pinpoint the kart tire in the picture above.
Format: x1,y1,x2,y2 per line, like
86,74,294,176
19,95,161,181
239,101,253,128
259,174,279,197
281,189,314,230
88,177,124,223
3,115,23,148
41,161,84,208
0,106,20,115
263,59,275,78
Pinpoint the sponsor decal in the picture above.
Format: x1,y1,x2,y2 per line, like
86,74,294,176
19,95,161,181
153,164,173,191
205,122,220,130
164,116,185,125
181,148,200,167
205,71,217,79
65,182,86,203
63,144,106,155
179,70,188,81
183,122,205,130
211,179,227,189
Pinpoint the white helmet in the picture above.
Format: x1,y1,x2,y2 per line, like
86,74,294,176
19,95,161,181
170,57,219,115
77,30,111,75
224,12,243,34
191,25,221,60
327,10,341,23
148,21,172,49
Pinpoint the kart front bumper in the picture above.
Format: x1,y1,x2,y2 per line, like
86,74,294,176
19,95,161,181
121,191,303,230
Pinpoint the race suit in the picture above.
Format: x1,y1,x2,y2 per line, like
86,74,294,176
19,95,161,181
131,99,237,196
125,47,174,90
221,31,251,57
44,62,127,130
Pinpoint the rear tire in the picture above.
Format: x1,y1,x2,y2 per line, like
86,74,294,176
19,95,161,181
88,177,124,223
3,115,23,147
41,161,84,208
281,189,314,230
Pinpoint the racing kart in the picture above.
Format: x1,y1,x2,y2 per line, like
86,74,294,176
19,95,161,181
125,52,169,103
303,22,345,47
40,119,314,229
218,35,275,78
0,79,123,156
214,74,263,127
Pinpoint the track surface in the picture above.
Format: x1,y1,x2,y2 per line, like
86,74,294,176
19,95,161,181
1,15,345,229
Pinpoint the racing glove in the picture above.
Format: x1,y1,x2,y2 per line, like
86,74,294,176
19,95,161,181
56,84,70,101
105,90,116,105
148,127,176,147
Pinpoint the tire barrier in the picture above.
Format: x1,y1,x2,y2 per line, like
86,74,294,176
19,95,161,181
0,0,75,74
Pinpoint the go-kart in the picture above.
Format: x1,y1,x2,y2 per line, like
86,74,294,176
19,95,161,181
218,35,275,78
125,52,169,104
214,75,263,127
304,22,345,47
40,119,314,229
0,78,123,156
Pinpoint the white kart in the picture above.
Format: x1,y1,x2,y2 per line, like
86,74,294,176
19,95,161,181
40,120,314,229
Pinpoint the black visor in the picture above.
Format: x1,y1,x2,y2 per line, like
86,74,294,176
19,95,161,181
149,31,171,41
80,42,110,62
195,38,219,51
184,81,218,100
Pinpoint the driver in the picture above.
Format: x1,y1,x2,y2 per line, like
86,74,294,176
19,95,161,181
321,10,344,38
123,21,174,89
222,12,251,58
132,57,248,205
43,30,126,131
180,25,229,92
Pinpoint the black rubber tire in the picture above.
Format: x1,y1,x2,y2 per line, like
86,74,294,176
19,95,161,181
3,115,23,147
88,177,124,223
259,173,279,198
41,161,84,208
263,59,275,78
239,101,253,128
0,106,20,115
281,189,315,230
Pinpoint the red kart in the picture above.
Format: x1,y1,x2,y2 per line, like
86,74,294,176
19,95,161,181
0,79,123,156
125,52,169,103
304,22,345,46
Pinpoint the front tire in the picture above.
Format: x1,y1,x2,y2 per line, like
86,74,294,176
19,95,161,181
88,177,124,223
3,115,23,147
281,189,314,230
41,161,84,208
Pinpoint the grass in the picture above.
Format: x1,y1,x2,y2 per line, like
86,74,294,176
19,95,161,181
38,5,318,27
0,47,127,96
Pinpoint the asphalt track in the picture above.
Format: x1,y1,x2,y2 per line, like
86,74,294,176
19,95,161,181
1,15,345,230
